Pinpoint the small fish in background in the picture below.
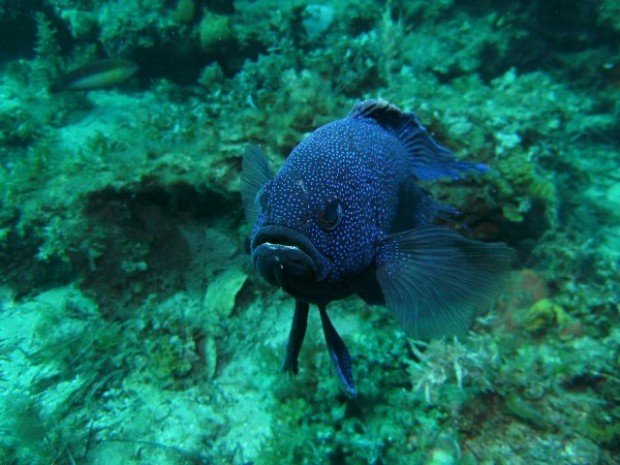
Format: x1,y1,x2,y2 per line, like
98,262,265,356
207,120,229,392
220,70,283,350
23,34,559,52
241,99,513,397
48,58,138,93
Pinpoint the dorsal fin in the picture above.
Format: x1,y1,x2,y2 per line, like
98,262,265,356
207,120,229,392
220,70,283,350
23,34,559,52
349,99,408,129
349,99,483,180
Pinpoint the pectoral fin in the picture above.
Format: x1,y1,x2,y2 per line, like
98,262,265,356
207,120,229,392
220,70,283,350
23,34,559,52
376,227,513,340
240,145,273,225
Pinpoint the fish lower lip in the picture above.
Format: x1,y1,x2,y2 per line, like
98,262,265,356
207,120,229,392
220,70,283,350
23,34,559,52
251,225,327,281
254,242,317,274
251,242,318,290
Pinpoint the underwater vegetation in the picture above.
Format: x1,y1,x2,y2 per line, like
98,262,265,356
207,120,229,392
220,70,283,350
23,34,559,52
0,0,618,464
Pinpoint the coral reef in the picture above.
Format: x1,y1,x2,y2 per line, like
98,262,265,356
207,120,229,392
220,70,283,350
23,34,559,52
0,0,618,464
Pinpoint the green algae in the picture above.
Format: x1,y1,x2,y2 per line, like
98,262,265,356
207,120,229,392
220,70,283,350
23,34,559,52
198,11,232,52
505,393,550,431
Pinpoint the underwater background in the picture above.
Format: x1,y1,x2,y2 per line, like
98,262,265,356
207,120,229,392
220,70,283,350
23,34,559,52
0,0,618,464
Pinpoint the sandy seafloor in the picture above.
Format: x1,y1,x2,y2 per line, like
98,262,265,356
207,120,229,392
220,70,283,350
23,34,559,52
0,1,619,464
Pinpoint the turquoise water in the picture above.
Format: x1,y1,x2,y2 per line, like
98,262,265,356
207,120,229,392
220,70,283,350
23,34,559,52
0,1,618,464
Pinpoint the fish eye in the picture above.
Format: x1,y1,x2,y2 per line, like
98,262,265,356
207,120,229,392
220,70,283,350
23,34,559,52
318,199,342,231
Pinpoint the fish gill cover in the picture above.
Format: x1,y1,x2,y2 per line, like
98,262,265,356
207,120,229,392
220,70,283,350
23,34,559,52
0,1,618,465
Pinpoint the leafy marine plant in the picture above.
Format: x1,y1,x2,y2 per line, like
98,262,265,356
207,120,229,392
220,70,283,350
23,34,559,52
34,12,61,78
0,287,130,464
407,335,498,406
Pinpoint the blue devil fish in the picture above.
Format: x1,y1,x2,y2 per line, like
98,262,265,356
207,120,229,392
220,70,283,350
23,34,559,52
241,100,512,397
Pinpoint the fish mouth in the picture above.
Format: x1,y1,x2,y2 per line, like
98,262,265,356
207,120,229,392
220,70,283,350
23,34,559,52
251,225,328,293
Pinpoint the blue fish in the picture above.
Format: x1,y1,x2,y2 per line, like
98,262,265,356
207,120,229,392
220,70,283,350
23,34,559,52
241,100,512,397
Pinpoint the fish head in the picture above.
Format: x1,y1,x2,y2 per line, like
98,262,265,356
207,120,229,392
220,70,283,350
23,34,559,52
249,139,378,302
